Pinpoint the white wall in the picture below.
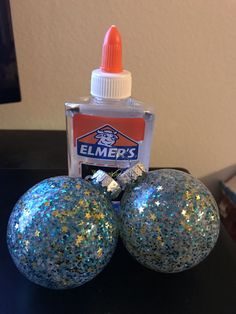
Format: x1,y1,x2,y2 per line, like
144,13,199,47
1,0,236,177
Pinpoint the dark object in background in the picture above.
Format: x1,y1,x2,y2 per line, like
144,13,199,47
219,174,236,242
0,0,21,104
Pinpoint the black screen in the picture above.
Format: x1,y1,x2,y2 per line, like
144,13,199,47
0,0,21,104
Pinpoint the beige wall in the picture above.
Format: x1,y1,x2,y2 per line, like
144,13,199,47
1,0,236,177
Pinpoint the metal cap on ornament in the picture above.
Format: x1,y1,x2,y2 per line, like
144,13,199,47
116,163,147,189
91,170,122,199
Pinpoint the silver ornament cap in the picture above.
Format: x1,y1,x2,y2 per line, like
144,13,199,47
116,163,147,188
91,170,121,199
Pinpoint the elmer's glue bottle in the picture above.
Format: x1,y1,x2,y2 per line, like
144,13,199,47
65,25,155,179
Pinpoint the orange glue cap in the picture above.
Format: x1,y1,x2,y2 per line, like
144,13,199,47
100,25,123,73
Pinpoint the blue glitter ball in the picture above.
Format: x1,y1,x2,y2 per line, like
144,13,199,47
7,176,118,289
120,169,220,273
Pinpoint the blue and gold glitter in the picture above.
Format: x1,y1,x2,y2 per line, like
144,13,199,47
120,169,220,273
7,176,118,289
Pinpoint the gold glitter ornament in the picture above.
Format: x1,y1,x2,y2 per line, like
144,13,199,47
7,176,119,289
117,164,220,273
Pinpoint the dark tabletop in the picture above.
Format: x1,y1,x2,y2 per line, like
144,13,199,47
0,131,235,314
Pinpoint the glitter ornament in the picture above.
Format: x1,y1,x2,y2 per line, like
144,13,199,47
118,164,220,273
7,176,118,289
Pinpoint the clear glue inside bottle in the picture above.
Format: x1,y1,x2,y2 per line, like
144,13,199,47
65,25,155,181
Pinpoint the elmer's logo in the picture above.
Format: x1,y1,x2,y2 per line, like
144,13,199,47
76,125,139,160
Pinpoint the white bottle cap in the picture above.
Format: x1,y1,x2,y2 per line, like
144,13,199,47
91,69,132,99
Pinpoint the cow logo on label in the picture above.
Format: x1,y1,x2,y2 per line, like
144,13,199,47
76,125,139,161
94,129,119,147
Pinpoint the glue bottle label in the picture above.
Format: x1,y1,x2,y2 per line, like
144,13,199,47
72,114,145,178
